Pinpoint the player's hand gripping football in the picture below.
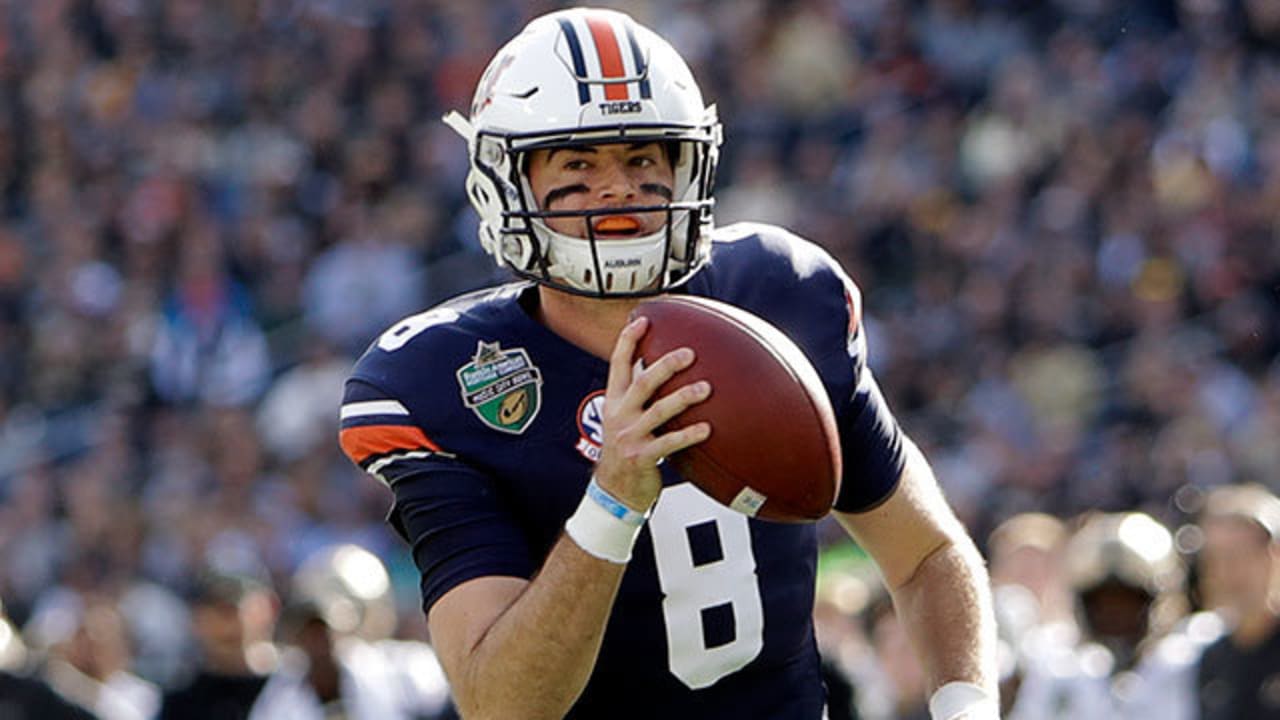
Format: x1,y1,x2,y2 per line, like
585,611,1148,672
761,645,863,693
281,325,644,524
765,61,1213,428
592,316,712,513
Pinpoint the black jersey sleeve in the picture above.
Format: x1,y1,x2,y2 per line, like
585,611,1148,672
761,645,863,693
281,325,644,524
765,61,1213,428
797,255,907,514
389,452,535,612
703,225,907,513
832,323,907,513
340,378,534,612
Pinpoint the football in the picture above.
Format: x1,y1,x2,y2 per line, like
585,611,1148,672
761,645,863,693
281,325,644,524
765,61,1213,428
631,295,842,522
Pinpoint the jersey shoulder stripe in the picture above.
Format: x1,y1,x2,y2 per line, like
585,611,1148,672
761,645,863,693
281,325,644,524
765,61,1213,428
340,423,442,462
339,392,446,476
341,399,410,420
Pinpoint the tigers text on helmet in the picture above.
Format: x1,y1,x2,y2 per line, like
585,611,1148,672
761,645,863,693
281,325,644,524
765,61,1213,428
443,8,722,297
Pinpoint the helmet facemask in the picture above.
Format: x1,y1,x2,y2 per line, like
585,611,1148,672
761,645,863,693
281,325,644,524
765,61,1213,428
512,132,716,296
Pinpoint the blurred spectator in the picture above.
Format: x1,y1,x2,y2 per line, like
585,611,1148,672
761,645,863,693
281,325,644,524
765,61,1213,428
22,590,159,720
254,338,351,465
1194,483,1280,719
986,513,1089,719
249,544,453,719
148,218,271,407
852,589,930,720
0,671,100,720
0,597,96,718
1060,511,1203,720
113,580,191,690
0,599,26,671
987,511,1076,633
157,571,279,720
988,511,1213,718
301,200,427,356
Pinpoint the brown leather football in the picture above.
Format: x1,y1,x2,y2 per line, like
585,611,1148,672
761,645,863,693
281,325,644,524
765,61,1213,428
631,295,842,522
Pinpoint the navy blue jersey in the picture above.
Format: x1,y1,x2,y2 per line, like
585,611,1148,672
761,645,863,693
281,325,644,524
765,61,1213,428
339,223,906,719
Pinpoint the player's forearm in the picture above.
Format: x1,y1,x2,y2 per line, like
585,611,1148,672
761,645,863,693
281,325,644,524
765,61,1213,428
454,536,626,719
889,535,998,699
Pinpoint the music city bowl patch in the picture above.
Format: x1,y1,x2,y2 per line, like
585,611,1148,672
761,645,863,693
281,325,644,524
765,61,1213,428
457,341,543,434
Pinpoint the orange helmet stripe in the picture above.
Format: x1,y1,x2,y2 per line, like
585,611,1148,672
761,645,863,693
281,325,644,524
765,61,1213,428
585,15,630,101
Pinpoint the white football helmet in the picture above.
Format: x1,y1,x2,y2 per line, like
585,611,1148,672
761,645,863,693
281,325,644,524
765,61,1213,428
290,544,397,642
444,8,721,296
1066,512,1183,597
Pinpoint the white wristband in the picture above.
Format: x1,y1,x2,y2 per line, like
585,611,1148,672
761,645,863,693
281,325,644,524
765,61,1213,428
929,682,999,720
565,481,647,564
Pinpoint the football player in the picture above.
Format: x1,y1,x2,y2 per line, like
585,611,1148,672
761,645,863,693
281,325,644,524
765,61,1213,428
250,544,453,719
339,8,997,719
1060,512,1199,719
1194,484,1280,720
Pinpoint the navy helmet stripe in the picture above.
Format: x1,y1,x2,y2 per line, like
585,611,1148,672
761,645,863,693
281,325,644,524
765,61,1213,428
557,18,592,105
624,22,651,99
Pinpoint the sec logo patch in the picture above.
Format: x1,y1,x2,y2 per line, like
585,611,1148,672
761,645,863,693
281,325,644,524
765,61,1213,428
575,390,606,462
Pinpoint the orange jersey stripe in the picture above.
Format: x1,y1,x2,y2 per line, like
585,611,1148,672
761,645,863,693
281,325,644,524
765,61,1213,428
340,424,442,465
586,16,629,101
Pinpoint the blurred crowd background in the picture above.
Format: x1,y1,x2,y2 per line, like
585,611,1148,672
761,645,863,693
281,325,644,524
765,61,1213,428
0,0,1278,717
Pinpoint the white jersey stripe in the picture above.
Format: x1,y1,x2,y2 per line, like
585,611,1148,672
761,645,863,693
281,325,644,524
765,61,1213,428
368,450,454,485
341,399,410,420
